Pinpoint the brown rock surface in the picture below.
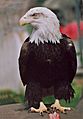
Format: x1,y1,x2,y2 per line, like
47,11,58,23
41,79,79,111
0,99,83,119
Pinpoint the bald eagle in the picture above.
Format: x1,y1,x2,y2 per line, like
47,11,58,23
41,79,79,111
19,7,77,114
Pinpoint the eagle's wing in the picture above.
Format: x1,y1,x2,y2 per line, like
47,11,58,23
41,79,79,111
63,34,77,82
19,38,29,86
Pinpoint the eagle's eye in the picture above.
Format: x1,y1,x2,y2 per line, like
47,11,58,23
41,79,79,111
30,13,44,19
31,13,38,16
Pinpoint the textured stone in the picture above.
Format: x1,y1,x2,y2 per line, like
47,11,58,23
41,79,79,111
0,99,83,119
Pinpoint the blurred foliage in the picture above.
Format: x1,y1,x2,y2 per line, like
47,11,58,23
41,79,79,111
25,24,33,35
0,81,82,107
0,90,24,105
36,0,46,5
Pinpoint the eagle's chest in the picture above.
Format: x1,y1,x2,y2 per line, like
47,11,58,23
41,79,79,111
27,42,67,87
32,43,63,64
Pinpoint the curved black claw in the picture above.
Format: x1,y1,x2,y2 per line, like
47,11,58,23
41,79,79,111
40,112,44,116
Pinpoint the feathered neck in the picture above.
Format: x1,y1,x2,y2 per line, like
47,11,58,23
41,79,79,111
29,18,62,45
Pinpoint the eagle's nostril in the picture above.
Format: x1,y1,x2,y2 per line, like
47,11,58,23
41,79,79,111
24,17,26,19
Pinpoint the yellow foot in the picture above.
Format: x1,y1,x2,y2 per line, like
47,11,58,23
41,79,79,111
31,102,47,115
51,99,71,113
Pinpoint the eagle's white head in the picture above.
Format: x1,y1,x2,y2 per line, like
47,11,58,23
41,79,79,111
19,7,62,45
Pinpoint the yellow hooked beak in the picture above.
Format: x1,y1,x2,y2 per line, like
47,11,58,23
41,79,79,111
19,16,34,26
19,17,27,26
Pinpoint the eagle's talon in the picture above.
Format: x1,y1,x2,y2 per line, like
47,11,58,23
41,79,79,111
51,99,71,114
30,102,47,115
28,108,32,113
64,109,67,111
40,112,44,116
56,109,60,112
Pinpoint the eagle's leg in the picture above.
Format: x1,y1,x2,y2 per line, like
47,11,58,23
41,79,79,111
25,81,42,110
51,99,71,113
31,101,47,115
